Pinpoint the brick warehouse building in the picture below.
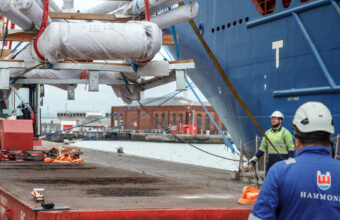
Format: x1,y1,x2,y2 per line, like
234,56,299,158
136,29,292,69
111,97,226,135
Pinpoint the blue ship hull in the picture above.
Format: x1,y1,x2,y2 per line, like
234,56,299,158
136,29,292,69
174,0,340,152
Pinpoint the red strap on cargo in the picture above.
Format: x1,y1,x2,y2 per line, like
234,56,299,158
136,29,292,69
8,23,15,49
80,70,88,90
33,0,49,61
3,18,9,47
132,0,151,65
144,0,150,21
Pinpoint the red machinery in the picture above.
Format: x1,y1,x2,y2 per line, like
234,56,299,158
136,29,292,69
0,120,34,151
181,125,197,135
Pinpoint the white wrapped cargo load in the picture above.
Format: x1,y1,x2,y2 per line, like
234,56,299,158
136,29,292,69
0,0,34,30
35,0,62,12
35,21,162,63
151,2,199,29
119,0,180,16
62,0,74,12
10,67,140,100
13,0,44,29
9,60,140,102
81,1,127,14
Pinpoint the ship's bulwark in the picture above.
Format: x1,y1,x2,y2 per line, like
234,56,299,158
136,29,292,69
175,0,340,153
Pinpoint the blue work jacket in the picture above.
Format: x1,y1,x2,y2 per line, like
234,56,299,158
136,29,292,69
249,146,340,220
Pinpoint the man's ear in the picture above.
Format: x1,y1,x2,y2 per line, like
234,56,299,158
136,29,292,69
295,138,302,152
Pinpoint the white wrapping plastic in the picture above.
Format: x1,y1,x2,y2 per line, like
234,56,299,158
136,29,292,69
112,84,140,104
13,0,44,29
36,21,162,63
0,0,34,30
35,0,62,12
9,67,140,102
81,2,127,14
151,2,199,29
62,0,74,12
119,0,180,15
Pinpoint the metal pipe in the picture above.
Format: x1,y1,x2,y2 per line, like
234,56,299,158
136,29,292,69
150,2,199,29
0,0,34,31
292,12,336,89
273,86,340,97
14,0,44,29
35,83,41,136
81,2,125,14
247,0,331,28
35,0,62,12
331,0,340,18
116,0,179,16
62,0,74,12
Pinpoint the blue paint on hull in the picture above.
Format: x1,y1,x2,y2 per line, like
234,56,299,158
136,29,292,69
174,0,340,152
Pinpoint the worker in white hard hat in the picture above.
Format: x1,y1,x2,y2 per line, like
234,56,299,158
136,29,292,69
249,102,340,220
248,110,295,174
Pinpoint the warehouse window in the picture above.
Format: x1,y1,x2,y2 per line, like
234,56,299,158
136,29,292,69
161,114,165,128
114,116,118,127
172,114,177,125
179,114,183,126
120,115,124,126
197,114,202,130
205,115,210,130
155,114,159,129
251,0,276,15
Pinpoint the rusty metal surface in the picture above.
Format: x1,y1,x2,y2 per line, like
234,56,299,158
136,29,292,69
0,157,251,211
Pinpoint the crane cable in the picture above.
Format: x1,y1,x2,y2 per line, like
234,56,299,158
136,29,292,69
118,72,240,162
178,1,285,161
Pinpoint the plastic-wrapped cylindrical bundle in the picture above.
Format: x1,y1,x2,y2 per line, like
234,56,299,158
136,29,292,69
9,66,130,92
0,0,34,30
121,0,180,15
36,21,162,63
35,0,62,12
62,0,74,11
81,1,127,14
151,2,199,29
12,47,140,102
13,0,44,29
111,84,140,104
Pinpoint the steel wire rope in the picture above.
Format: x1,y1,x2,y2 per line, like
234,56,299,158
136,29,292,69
122,31,241,162
185,77,236,154
119,72,240,162
42,91,180,138
179,1,286,162
10,63,47,84
136,99,240,162
12,42,31,59
6,42,22,58
82,89,184,141
134,96,240,162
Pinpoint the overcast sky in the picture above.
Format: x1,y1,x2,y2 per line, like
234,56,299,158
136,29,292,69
31,0,208,115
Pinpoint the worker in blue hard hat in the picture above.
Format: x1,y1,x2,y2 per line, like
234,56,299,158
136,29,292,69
248,110,295,174
249,102,340,220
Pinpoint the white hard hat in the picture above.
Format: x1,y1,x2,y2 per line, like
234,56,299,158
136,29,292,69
270,111,284,119
292,102,334,134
